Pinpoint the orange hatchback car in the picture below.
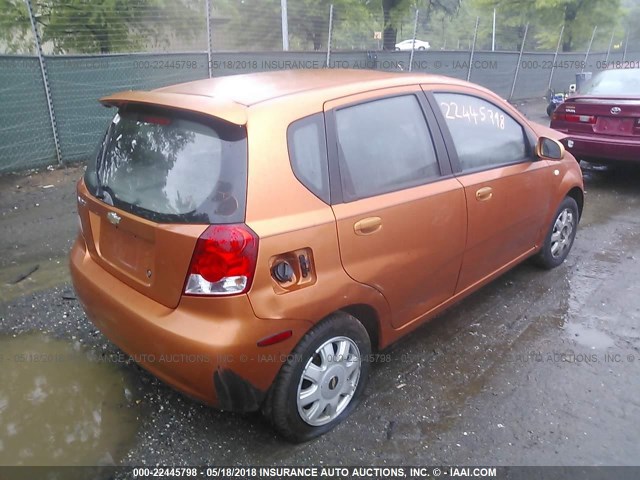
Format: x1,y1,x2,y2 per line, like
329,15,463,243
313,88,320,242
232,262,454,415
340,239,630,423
70,69,584,441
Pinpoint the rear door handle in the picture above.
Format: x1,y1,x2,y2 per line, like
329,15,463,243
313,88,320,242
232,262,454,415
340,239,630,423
354,217,382,235
475,187,493,201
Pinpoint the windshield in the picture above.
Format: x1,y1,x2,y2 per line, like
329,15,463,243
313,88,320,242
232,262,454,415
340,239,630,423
578,69,640,96
85,107,247,224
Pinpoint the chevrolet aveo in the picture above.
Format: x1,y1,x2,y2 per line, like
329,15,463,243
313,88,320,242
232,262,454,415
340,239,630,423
70,69,584,442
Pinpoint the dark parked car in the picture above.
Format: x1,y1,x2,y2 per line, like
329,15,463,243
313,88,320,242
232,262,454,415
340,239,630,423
550,68,640,165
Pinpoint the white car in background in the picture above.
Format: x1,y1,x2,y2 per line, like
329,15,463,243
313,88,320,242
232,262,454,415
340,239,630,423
395,39,431,51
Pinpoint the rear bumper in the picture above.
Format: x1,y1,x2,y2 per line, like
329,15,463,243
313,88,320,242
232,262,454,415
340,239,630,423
560,132,640,163
70,236,310,412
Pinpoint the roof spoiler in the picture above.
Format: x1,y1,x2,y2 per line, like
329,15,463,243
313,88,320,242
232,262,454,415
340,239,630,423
99,90,247,125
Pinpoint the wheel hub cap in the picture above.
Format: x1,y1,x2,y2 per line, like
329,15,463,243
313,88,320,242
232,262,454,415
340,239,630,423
297,336,361,426
550,207,575,258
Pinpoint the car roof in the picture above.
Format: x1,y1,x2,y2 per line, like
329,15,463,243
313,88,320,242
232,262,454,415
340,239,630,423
100,69,484,124
154,69,463,105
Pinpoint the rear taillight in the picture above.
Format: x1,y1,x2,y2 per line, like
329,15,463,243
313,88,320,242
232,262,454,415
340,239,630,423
553,112,596,124
184,224,258,296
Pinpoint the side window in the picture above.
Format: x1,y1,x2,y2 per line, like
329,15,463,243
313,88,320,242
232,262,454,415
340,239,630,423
434,93,528,172
335,95,441,201
288,113,330,203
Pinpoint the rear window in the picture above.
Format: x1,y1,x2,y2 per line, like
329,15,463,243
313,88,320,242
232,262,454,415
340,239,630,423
578,69,640,96
287,113,330,203
85,106,247,224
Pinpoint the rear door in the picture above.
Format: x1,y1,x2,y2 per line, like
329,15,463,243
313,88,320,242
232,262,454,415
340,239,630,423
78,106,248,308
427,90,553,294
325,87,467,329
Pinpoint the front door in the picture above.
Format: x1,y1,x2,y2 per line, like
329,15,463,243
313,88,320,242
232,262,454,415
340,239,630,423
430,91,553,293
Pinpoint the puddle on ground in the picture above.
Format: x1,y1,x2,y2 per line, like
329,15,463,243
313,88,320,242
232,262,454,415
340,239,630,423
0,258,71,303
564,323,615,350
0,334,140,466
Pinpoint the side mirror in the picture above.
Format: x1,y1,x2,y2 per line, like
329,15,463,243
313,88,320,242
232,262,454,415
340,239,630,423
536,136,565,160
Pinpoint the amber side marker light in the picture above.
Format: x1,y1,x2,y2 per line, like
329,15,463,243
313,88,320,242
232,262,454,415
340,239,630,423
257,330,293,347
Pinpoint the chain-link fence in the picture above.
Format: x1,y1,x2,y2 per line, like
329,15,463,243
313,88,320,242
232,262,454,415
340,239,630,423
0,0,638,172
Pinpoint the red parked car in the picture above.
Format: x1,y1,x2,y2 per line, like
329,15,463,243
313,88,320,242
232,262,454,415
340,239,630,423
550,68,640,165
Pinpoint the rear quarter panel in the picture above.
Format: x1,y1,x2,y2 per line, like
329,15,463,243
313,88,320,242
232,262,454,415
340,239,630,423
243,96,392,345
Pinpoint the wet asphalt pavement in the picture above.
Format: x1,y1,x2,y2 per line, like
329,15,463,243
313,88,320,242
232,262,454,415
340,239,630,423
0,100,639,467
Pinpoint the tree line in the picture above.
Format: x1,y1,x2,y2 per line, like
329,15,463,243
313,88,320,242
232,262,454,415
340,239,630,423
0,0,635,54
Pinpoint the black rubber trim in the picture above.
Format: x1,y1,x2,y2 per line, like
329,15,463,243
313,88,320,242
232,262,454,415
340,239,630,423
214,368,265,413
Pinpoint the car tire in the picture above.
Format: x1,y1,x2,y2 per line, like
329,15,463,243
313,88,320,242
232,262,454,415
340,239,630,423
263,312,371,442
418,46,426,50
546,104,555,117
535,196,579,269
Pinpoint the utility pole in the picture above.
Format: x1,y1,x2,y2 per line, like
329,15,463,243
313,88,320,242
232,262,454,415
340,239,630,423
492,9,496,51
26,0,62,165
548,25,565,90
281,0,289,51
409,10,419,71
205,0,213,77
582,25,597,73
509,23,529,100
326,5,334,67
467,17,479,82
605,30,615,63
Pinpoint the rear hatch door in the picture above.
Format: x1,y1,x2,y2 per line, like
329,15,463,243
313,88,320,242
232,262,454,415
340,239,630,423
78,104,248,308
